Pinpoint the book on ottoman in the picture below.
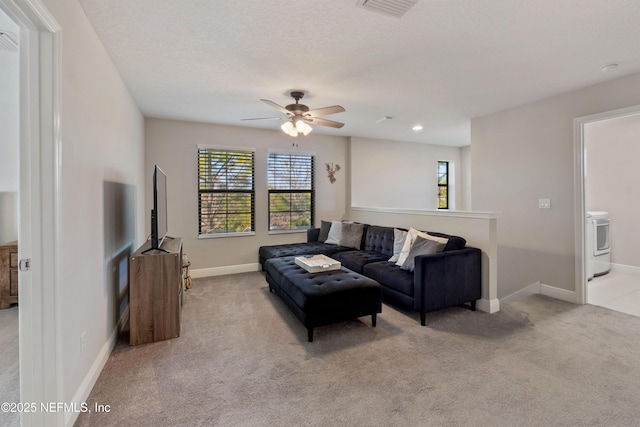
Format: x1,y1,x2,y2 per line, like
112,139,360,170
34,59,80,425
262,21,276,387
294,254,341,273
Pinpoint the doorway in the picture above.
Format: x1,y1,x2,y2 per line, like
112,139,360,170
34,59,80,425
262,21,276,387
0,0,62,425
583,113,640,316
574,104,640,312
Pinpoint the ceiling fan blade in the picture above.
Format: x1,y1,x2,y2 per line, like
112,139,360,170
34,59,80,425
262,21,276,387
307,117,344,128
306,105,345,117
260,99,292,116
241,116,287,121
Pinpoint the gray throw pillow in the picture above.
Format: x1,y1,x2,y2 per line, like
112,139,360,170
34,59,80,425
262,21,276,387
318,220,332,242
341,222,365,249
401,235,446,272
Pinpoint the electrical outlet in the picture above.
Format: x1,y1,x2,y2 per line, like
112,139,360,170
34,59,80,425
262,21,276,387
81,332,86,358
538,198,551,209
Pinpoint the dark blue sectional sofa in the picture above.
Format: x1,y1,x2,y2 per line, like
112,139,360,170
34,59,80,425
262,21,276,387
259,224,482,326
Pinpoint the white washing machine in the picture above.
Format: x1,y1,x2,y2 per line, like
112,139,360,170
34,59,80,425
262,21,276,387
586,211,611,280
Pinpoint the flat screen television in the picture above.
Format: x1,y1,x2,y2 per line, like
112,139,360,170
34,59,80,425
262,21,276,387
150,165,169,251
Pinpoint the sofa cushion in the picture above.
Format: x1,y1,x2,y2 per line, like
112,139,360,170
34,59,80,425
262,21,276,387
427,231,466,251
400,236,446,272
362,225,395,257
363,261,414,297
341,222,365,249
333,250,390,274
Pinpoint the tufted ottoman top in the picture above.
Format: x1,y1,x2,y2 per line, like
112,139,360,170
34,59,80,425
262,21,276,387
264,256,382,313
259,242,351,262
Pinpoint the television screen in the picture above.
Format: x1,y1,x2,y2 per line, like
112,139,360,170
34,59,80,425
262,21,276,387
151,165,168,249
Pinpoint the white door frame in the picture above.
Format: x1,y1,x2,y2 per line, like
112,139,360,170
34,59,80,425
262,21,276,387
573,104,640,305
1,0,62,425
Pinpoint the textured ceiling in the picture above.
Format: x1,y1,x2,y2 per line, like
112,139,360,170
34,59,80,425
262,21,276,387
78,0,640,147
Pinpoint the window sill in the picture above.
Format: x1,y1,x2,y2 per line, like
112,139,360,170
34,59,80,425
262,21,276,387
268,229,308,235
198,232,256,239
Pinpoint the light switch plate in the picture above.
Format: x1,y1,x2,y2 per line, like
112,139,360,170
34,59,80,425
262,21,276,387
539,198,551,209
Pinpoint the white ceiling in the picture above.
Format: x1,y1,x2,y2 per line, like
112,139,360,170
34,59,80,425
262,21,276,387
78,0,640,147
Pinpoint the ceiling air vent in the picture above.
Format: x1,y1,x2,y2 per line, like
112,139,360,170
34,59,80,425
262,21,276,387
356,0,419,18
0,30,18,52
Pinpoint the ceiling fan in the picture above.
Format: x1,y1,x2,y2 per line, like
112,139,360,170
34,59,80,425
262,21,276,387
242,91,345,137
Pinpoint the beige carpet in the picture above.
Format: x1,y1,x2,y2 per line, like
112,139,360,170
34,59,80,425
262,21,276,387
75,272,640,426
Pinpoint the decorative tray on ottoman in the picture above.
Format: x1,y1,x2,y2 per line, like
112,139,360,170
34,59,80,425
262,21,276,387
294,254,341,273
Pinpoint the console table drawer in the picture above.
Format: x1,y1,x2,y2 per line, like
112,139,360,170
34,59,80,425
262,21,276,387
10,270,18,296
10,252,18,268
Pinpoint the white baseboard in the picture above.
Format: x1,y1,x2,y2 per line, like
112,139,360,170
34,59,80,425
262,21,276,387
611,263,640,276
501,282,542,304
476,298,500,313
500,281,578,305
66,321,121,426
540,283,577,303
191,263,261,278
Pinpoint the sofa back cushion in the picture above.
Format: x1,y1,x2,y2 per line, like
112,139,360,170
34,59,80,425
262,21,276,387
427,231,466,251
363,226,395,257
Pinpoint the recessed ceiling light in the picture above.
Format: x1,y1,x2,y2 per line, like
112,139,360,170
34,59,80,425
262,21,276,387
412,125,423,131
376,116,394,123
601,63,619,73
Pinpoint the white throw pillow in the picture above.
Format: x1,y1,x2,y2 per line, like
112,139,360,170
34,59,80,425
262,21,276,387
395,227,448,267
388,228,408,263
324,220,343,245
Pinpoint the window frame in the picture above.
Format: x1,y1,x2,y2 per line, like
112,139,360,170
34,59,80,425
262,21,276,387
197,146,256,238
437,160,449,210
267,152,315,233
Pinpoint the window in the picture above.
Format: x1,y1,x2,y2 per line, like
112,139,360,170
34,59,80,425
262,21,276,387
268,153,315,231
437,161,449,209
198,147,255,236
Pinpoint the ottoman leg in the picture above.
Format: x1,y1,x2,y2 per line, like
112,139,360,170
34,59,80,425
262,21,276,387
307,328,314,343
372,313,377,327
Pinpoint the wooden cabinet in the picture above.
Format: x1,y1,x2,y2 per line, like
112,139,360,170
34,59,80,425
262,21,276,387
129,237,183,345
0,241,19,310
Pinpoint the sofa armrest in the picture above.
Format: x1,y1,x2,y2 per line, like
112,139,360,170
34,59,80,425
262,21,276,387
307,228,320,243
413,247,481,325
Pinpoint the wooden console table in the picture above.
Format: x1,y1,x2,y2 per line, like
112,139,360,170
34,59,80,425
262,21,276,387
129,237,183,345
0,240,18,310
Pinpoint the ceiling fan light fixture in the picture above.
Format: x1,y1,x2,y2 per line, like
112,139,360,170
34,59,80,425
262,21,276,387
295,118,313,135
246,91,344,136
281,121,298,137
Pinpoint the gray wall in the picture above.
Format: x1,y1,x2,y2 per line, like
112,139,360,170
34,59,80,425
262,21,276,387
41,0,146,406
585,113,640,268
144,118,349,270
350,136,463,210
472,71,640,298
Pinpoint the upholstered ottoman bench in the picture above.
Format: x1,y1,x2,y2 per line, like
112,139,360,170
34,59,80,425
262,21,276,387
264,256,382,342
